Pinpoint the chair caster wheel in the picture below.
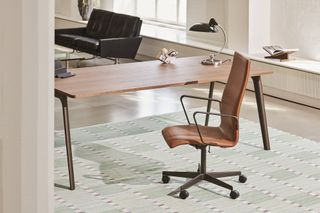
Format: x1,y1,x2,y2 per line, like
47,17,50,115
239,175,247,183
179,190,189,199
230,190,240,199
162,175,170,184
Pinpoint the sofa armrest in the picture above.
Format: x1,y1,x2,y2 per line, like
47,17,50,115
99,36,143,59
55,27,86,36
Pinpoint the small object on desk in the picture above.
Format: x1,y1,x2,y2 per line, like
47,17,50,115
157,48,178,64
263,45,299,61
201,54,223,66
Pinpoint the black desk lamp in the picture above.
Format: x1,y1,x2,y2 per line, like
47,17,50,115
190,18,227,66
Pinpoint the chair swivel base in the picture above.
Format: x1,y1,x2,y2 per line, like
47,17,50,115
162,170,247,199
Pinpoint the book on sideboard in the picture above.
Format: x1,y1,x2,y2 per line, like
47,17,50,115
263,45,299,60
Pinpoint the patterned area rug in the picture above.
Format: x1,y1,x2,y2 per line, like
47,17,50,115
55,110,320,213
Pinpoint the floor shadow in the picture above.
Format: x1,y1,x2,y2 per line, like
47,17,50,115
73,142,166,186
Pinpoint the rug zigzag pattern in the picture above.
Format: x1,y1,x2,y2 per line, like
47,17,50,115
55,111,320,213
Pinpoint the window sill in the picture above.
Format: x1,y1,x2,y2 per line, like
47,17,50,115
140,23,233,54
55,14,87,24
55,15,320,75
249,53,320,75
141,23,320,75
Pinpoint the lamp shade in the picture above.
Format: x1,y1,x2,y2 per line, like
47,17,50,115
189,18,219,33
209,18,219,27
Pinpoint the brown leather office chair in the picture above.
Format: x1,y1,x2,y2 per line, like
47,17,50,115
161,52,250,199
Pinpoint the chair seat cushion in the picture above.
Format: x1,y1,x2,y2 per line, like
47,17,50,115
162,125,236,148
76,36,100,51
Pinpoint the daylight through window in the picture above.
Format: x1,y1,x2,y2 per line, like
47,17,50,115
113,0,187,27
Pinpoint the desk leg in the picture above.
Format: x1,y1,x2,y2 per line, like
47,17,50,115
205,82,215,126
55,91,75,190
252,76,271,150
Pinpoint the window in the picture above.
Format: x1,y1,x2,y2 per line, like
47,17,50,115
113,0,187,27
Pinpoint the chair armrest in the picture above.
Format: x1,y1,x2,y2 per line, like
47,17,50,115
55,27,86,36
100,36,143,59
180,95,221,124
192,111,239,145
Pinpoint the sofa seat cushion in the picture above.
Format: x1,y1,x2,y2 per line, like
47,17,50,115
76,36,100,51
55,34,79,46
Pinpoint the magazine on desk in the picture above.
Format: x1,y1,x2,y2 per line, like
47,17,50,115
263,45,299,57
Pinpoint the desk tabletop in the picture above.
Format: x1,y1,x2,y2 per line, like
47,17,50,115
55,56,273,98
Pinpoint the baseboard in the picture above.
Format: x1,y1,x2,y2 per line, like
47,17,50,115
247,82,320,109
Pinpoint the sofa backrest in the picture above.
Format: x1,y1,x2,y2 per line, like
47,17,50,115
135,20,143,37
106,13,142,38
86,9,142,39
86,9,114,39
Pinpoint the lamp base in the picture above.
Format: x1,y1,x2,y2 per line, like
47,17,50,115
201,58,222,66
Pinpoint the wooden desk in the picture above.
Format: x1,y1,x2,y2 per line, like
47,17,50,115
55,56,273,190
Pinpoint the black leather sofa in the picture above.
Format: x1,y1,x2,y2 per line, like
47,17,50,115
55,9,143,61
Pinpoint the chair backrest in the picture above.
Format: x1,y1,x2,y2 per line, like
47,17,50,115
220,52,251,143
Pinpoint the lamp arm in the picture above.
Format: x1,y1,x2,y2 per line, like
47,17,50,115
216,25,227,57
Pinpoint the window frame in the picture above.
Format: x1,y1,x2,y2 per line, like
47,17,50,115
112,0,186,28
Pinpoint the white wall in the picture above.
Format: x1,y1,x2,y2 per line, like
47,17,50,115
186,0,227,29
100,0,114,11
56,0,108,19
248,0,270,54
186,0,227,46
270,0,320,61
56,0,82,19
0,0,54,212
226,0,249,52
206,0,227,29
186,0,208,29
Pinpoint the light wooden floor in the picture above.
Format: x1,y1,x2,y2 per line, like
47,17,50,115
55,57,320,142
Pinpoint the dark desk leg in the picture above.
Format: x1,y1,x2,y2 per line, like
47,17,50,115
252,76,271,150
205,82,215,126
55,91,75,190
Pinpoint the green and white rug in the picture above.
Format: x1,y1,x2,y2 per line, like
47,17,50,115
55,110,320,213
